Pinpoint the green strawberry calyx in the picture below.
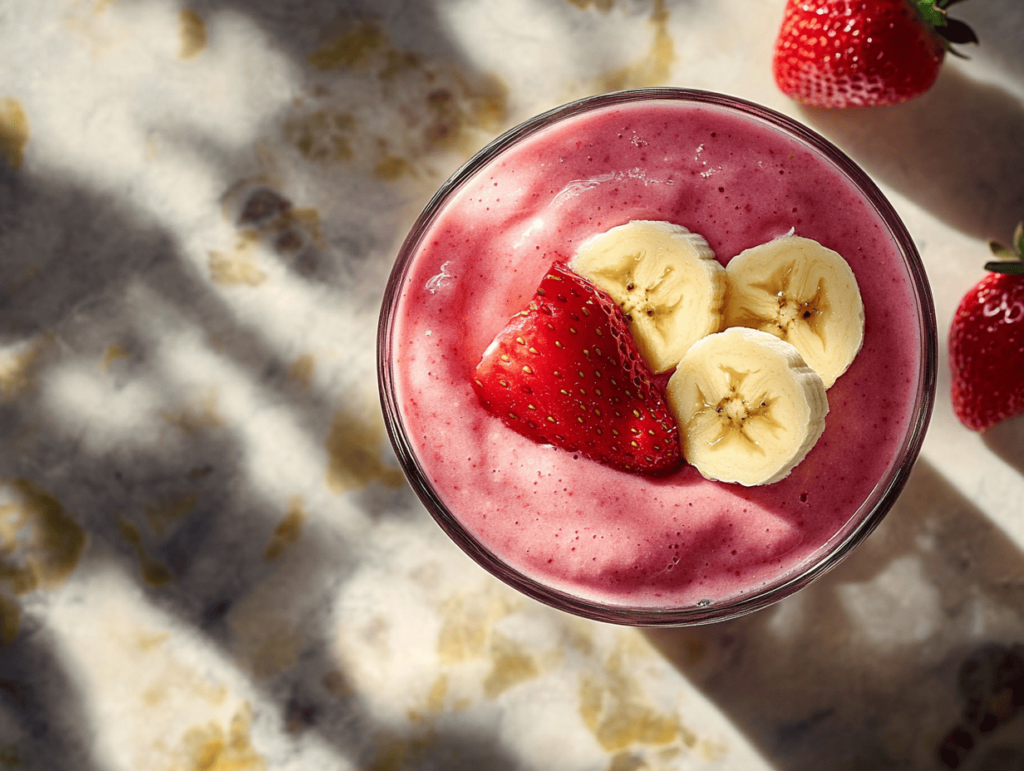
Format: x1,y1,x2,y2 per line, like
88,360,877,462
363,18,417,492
912,0,979,56
986,222,1024,276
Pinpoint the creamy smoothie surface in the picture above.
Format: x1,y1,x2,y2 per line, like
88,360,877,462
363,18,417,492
390,98,922,608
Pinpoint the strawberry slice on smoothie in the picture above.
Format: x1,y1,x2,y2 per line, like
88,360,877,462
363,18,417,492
472,261,683,476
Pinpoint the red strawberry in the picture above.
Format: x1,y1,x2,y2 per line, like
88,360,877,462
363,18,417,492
472,261,683,475
950,223,1024,431
772,0,977,108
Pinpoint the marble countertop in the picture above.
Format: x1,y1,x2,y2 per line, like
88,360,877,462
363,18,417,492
2,0,1024,769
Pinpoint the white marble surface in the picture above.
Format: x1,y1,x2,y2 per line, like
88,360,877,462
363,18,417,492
2,0,1024,769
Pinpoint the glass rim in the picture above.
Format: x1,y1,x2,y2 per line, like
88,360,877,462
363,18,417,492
378,87,938,626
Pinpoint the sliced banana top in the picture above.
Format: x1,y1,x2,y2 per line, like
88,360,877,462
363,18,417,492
570,220,725,374
723,235,864,389
666,327,829,487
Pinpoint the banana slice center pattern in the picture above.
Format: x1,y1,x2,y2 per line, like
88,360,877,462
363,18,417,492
695,366,782,454
620,265,674,321
724,236,864,389
740,263,826,334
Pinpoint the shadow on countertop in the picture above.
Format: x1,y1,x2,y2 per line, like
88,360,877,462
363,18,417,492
0,139,474,770
984,415,1024,478
801,65,1024,247
646,458,1024,771
0,633,106,771
794,0,1024,246
0,1,515,767
4,0,1024,769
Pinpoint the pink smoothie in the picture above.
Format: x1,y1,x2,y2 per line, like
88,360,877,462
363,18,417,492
384,92,930,615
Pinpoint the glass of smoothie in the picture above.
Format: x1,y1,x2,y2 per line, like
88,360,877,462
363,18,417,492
378,88,936,626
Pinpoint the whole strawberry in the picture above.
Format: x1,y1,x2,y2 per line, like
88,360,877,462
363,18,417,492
950,223,1024,431
473,261,683,475
772,0,977,108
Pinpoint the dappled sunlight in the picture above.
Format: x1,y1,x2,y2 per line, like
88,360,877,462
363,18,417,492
329,556,767,768
835,555,945,647
2,0,1024,769
647,458,1024,769
45,564,270,771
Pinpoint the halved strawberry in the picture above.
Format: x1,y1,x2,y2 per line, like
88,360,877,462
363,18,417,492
473,262,683,475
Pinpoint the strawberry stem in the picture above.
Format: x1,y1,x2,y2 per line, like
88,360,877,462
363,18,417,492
984,260,1024,275
985,222,1024,274
913,0,947,28
912,0,978,52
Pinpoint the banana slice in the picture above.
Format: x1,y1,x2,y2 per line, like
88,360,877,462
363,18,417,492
570,220,725,374
666,327,829,486
723,234,864,388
